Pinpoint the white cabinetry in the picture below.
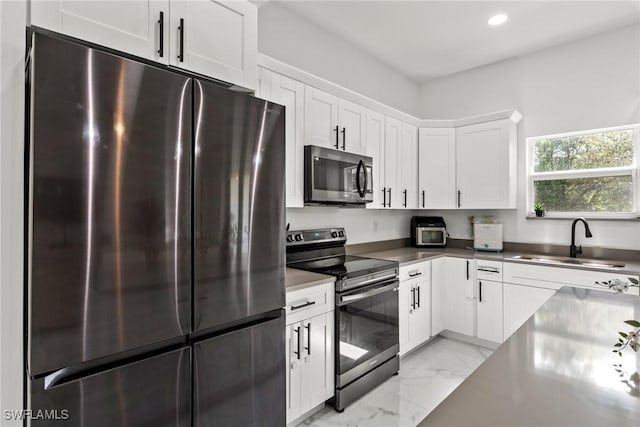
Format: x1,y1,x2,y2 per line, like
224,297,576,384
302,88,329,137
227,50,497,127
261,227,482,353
431,257,446,336
418,128,456,209
337,99,366,154
383,116,401,209
503,283,555,339
399,123,418,209
286,281,334,424
399,262,431,355
444,257,475,336
31,0,257,89
258,68,305,207
476,261,504,344
365,109,386,209
456,119,517,209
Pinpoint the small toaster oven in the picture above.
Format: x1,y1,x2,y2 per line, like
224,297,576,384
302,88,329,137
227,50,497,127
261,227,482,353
411,216,447,247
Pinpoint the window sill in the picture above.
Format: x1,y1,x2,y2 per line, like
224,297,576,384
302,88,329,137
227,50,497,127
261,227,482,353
525,214,640,221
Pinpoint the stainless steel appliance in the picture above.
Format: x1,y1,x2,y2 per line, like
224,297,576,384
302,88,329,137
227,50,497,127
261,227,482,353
286,229,399,411
304,145,373,205
411,216,448,247
27,32,285,426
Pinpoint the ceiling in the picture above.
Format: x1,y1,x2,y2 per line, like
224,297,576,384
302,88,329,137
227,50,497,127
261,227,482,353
266,1,640,83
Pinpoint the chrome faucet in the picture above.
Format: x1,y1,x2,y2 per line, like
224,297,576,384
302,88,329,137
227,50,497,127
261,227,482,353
570,218,592,258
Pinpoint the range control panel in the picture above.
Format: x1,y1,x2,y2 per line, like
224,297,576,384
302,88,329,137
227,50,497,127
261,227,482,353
285,228,346,246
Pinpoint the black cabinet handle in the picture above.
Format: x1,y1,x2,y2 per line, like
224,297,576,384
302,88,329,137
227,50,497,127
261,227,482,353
157,12,164,57
422,190,425,208
416,286,420,308
304,323,311,355
410,287,416,309
457,190,461,208
382,187,386,207
388,188,391,208
334,125,339,149
178,18,184,62
291,301,316,311
294,326,301,360
403,189,407,207
466,260,470,280
341,127,346,150
479,281,483,302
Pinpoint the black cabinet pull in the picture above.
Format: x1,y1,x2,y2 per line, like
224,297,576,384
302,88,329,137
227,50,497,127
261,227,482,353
479,281,483,302
416,286,420,308
388,188,391,208
291,301,316,311
422,190,425,208
305,324,312,356
410,287,416,309
178,18,184,62
457,190,461,208
403,189,407,207
382,187,386,207
294,326,301,360
334,125,339,149
466,260,470,280
157,12,164,57
341,127,346,150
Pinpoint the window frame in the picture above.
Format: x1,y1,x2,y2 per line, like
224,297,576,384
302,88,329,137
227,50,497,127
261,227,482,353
526,124,640,219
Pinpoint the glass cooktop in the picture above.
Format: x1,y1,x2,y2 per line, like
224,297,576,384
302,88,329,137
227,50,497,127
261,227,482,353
288,255,398,280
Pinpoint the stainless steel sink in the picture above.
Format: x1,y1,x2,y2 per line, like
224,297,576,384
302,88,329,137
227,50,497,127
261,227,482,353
510,254,625,269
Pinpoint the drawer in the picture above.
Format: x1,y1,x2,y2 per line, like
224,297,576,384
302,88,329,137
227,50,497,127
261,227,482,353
400,261,430,282
286,281,334,325
476,260,502,281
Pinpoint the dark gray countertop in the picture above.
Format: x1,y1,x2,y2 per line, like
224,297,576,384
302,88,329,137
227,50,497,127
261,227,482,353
360,246,640,275
418,287,640,427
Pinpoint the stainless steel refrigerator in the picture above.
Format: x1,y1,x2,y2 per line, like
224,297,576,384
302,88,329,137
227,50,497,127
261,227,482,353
27,32,285,426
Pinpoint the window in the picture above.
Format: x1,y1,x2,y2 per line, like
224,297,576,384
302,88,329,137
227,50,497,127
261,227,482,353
526,125,639,218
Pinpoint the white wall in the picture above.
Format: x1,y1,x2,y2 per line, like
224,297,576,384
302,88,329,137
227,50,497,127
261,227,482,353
1,0,26,422
419,24,640,250
258,1,421,116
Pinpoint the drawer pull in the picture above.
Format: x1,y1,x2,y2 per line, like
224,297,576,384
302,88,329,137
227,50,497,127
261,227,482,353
291,301,316,311
408,271,423,277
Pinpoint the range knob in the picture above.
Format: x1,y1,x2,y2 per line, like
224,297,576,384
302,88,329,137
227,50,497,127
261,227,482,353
294,234,303,242
331,231,338,238
338,230,345,237
286,234,294,243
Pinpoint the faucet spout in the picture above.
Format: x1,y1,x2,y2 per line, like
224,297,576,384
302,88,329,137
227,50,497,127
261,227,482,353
570,218,592,258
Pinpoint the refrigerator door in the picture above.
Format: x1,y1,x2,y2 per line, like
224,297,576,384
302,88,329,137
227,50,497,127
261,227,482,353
193,314,285,426
193,80,285,331
30,347,191,427
29,33,192,376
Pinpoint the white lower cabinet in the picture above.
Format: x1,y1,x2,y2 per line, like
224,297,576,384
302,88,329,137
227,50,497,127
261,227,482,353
285,282,334,424
399,262,431,355
444,257,475,336
430,258,446,336
503,283,555,339
476,279,503,343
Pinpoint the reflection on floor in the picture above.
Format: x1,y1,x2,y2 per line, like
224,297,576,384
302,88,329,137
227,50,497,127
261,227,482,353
298,337,493,427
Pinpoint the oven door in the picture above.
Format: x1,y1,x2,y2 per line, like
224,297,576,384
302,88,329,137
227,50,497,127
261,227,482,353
304,145,373,205
335,279,399,387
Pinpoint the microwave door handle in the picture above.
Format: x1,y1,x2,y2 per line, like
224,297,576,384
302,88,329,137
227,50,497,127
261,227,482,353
363,163,368,195
356,160,364,198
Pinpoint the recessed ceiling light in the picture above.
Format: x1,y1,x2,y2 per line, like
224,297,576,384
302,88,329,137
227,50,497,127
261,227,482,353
488,14,508,27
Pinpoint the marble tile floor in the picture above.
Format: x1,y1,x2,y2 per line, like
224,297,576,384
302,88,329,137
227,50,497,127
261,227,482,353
297,337,494,427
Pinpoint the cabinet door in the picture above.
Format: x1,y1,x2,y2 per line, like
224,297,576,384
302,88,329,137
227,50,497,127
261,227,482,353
268,72,305,208
384,116,401,209
398,280,413,355
412,268,431,345
286,323,302,423
338,98,366,154
301,313,334,413
31,0,168,64
418,128,456,209
476,280,503,343
444,257,475,336
400,122,418,209
431,258,446,336
304,86,339,149
169,0,257,90
365,109,386,209
503,283,555,339
456,119,516,208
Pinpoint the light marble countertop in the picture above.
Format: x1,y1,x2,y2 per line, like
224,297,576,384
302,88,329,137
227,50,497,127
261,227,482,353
419,286,640,427
285,267,334,291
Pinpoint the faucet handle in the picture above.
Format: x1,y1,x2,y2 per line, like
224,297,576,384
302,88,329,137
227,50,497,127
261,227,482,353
577,245,583,255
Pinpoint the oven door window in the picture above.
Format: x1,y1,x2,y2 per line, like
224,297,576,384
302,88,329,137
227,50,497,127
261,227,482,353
337,283,399,375
313,157,359,194
420,230,443,244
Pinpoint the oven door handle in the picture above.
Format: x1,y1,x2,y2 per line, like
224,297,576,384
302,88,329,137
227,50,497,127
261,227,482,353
338,281,398,305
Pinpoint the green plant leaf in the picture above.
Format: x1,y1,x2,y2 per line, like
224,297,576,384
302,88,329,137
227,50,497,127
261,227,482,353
628,277,639,285
624,320,640,328
614,343,622,347
619,332,628,338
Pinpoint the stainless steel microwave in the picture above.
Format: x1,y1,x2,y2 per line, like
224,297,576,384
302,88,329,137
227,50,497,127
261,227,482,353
411,216,447,247
304,145,373,205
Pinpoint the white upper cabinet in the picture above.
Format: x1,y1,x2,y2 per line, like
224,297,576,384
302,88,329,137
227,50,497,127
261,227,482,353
259,68,305,208
304,86,339,149
456,119,517,209
383,116,401,209
365,109,386,209
399,122,418,209
169,0,257,89
31,0,258,90
418,128,456,209
337,99,366,154
31,0,169,64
